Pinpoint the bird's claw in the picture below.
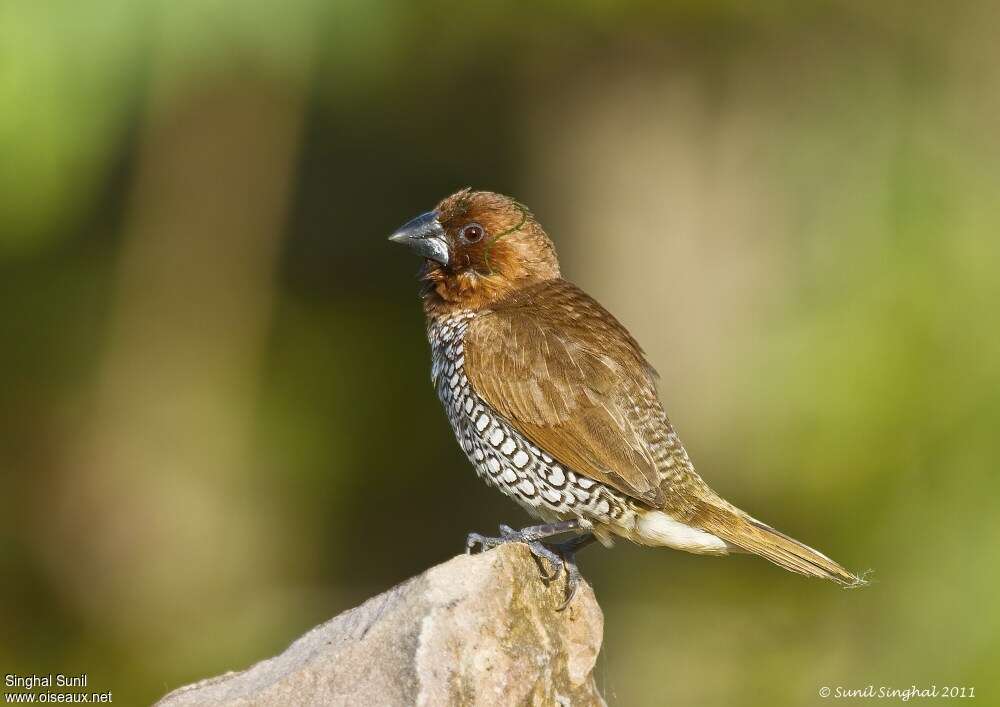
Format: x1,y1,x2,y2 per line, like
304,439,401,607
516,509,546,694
547,535,593,611
464,524,528,554
530,543,564,582
555,559,582,611
465,532,499,555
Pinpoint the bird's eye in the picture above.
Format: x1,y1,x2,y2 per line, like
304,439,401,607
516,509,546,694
460,223,485,243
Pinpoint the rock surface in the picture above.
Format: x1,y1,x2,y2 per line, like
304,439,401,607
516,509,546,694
157,544,606,706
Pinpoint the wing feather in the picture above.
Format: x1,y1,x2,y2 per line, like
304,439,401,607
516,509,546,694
464,280,668,506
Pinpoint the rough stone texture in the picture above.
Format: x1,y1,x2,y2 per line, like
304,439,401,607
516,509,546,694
157,544,605,706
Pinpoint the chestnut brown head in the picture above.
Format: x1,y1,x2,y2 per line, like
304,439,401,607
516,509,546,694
389,189,559,308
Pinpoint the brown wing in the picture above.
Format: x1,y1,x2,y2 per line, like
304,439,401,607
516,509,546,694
464,279,670,507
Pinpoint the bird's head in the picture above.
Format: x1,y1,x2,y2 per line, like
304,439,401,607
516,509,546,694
389,189,559,309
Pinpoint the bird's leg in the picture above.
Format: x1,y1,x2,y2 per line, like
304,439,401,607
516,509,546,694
465,519,585,553
465,520,594,597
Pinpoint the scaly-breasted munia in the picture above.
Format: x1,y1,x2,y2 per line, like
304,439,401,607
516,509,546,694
390,189,865,607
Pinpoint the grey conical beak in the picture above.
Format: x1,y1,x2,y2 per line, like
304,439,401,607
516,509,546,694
388,210,449,266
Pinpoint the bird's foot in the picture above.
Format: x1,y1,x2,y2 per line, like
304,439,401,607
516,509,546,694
465,522,596,610
465,524,564,580
545,533,596,611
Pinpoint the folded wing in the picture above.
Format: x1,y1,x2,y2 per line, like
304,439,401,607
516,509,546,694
464,279,672,507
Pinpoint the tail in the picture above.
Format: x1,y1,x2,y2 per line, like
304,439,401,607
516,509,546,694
694,501,868,587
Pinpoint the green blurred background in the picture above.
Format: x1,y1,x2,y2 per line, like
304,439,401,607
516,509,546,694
3,1,998,704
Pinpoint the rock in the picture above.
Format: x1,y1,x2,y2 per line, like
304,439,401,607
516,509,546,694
157,544,606,706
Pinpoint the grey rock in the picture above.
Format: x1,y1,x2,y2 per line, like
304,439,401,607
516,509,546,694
157,544,605,706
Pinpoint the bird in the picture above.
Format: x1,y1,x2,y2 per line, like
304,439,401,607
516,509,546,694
389,188,866,608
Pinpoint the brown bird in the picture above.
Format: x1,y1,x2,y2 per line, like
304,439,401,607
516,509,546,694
390,188,865,607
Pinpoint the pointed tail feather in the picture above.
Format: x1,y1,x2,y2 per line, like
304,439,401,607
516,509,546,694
695,502,867,587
